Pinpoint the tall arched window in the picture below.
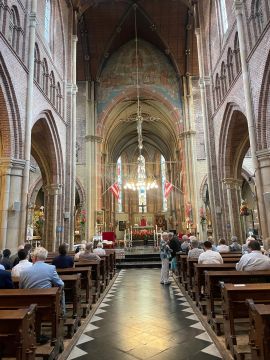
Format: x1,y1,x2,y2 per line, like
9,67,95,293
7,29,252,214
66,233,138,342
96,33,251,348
219,0,228,35
117,157,122,212
138,155,147,213
42,58,49,94
34,43,40,83
0,2,4,32
8,6,20,52
161,155,167,212
44,0,51,43
227,47,234,85
234,32,241,74
49,71,55,104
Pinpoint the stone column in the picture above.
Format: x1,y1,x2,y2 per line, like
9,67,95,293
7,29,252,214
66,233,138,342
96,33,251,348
85,81,101,238
194,27,219,240
0,159,11,250
233,0,268,238
20,0,37,242
44,184,62,251
222,178,243,241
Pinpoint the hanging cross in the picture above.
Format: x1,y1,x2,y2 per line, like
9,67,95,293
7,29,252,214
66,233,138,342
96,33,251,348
139,203,146,213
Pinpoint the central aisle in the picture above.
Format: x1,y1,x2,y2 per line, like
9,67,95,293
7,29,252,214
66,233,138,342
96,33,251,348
67,269,222,360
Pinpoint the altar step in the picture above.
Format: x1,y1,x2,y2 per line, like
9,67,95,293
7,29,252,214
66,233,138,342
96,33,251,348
116,253,161,269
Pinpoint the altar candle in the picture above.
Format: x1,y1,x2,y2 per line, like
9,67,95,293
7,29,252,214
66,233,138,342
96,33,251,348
130,226,133,241
124,230,126,241
155,225,158,233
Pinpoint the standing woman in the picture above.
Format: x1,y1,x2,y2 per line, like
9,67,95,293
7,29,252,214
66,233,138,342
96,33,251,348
160,232,172,285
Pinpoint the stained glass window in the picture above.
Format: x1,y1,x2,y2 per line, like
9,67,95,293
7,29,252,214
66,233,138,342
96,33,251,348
117,157,122,212
44,0,51,43
138,155,147,213
161,155,167,212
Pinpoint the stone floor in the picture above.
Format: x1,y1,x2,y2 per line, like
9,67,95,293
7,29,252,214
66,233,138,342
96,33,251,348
67,269,222,360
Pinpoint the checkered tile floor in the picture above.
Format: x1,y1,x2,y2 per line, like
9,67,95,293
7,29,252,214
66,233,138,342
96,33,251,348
67,269,222,360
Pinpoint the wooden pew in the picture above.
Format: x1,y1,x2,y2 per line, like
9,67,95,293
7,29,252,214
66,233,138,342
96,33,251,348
105,249,116,279
247,299,270,360
0,304,36,360
194,263,236,313
0,288,63,359
60,274,81,338
100,254,110,286
179,254,188,289
75,261,101,303
221,252,242,258
221,283,270,359
57,267,92,317
205,270,270,335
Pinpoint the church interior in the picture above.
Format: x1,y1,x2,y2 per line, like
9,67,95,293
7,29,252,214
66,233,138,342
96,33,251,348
1,0,270,359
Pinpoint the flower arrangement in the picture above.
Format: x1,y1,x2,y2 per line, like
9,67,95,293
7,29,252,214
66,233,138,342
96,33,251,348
132,229,154,240
80,209,86,225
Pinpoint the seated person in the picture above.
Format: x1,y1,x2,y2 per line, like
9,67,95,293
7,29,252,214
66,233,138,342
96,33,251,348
236,240,270,271
19,246,64,289
0,268,14,289
93,243,106,256
216,238,230,253
0,249,12,270
74,241,87,261
242,236,255,254
198,240,223,264
10,244,25,267
78,242,101,262
52,244,74,268
187,237,204,258
11,249,32,277
229,236,242,252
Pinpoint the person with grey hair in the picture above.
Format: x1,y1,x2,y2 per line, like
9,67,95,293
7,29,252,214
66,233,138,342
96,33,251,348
93,242,106,256
168,232,181,273
160,232,172,284
187,237,204,259
229,236,242,252
78,242,101,262
19,247,64,289
181,235,190,253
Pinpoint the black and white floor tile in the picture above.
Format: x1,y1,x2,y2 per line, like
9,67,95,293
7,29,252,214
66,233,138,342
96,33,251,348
67,269,222,360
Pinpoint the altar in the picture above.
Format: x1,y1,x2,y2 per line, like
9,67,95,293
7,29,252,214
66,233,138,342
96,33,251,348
133,226,154,230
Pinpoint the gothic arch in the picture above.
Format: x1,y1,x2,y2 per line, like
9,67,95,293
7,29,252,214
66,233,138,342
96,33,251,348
0,53,22,158
219,102,250,180
257,50,270,150
76,178,86,206
31,111,63,186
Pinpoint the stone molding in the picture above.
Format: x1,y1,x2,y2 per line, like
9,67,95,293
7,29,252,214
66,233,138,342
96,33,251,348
222,178,242,190
44,184,62,195
85,135,103,143
178,130,196,140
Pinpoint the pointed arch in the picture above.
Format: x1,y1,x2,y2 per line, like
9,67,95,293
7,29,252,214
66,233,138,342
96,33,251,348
34,43,41,83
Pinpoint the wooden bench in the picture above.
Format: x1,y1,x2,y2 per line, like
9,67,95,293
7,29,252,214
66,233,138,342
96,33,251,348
100,254,110,286
0,304,36,360
75,261,101,303
105,250,116,279
246,299,270,360
221,283,270,359
221,252,242,258
57,267,92,317
0,288,63,359
179,254,188,289
205,270,270,335
60,274,81,338
194,263,236,313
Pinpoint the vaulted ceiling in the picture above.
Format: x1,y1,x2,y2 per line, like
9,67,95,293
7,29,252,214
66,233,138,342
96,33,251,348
75,0,199,80
74,0,199,162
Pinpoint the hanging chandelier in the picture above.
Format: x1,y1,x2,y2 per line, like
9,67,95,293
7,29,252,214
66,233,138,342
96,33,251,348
123,5,158,192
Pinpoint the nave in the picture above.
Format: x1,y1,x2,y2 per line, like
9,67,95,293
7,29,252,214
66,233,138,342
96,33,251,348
67,269,221,360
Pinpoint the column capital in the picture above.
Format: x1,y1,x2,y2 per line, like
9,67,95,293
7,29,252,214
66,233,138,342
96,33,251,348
199,76,211,88
178,130,196,140
233,0,244,16
66,83,78,95
85,135,103,143
222,178,242,189
72,35,78,43
44,184,62,195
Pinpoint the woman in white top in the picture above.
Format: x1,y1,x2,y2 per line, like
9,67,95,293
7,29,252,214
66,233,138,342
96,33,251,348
93,243,106,256
216,238,230,253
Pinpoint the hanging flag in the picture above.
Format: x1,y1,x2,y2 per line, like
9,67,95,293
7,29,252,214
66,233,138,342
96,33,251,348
164,180,173,198
109,182,120,199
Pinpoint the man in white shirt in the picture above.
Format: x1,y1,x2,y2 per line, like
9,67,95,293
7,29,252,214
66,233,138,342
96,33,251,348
93,243,106,256
198,241,223,264
187,238,204,259
236,240,270,271
11,249,32,277
216,238,230,253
